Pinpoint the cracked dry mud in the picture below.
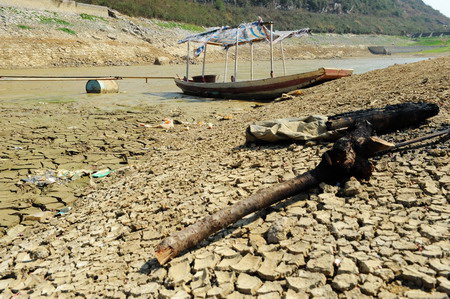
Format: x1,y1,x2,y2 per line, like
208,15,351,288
0,56,449,298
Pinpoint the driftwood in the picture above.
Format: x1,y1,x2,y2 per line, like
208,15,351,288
155,103,441,265
327,102,439,133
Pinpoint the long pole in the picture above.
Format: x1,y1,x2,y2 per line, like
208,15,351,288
234,29,239,82
185,42,190,81
202,43,208,78
250,42,254,80
281,41,286,76
224,48,229,83
270,23,274,78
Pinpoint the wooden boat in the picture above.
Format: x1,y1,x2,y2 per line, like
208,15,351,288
176,20,353,101
175,68,353,101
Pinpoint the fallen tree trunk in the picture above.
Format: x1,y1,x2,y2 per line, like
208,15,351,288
155,121,385,265
327,102,439,133
155,103,442,265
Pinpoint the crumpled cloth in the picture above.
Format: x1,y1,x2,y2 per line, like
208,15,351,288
246,115,342,143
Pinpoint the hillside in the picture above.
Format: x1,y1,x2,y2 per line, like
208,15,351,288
78,0,450,35
0,4,415,69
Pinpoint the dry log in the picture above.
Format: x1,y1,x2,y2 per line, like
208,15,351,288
327,102,439,133
155,121,382,265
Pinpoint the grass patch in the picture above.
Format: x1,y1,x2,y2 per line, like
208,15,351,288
80,13,106,22
57,27,77,35
155,21,203,32
413,37,450,46
17,25,33,30
39,16,71,26
420,46,450,54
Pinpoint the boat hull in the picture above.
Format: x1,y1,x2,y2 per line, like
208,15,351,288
175,68,353,101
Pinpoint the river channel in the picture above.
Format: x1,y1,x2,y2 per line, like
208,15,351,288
0,56,429,106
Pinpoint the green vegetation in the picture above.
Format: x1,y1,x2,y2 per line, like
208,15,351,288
57,27,77,35
77,0,449,35
155,21,204,32
39,16,71,26
17,25,33,30
414,37,450,47
80,13,106,21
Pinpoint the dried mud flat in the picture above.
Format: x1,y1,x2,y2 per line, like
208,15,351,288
0,56,449,298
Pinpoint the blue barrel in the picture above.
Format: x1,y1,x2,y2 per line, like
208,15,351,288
86,80,119,94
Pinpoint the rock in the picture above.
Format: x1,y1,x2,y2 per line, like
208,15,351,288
337,258,359,274
306,254,334,276
404,290,448,299
230,253,261,273
191,269,210,290
257,281,283,295
154,56,170,65
396,193,419,207
420,224,449,241
266,217,291,244
138,283,159,295
343,287,373,299
286,271,326,292
257,258,280,280
193,252,219,270
429,259,450,276
400,266,436,289
310,284,338,299
236,273,263,295
421,245,443,258
378,290,398,299
30,246,50,260
392,240,418,251
286,242,310,255
373,268,395,282
15,252,32,263
314,210,331,224
331,273,359,291
437,277,450,294
285,289,309,299
360,274,383,296
257,292,281,299
167,261,192,286
359,260,383,274
343,178,363,196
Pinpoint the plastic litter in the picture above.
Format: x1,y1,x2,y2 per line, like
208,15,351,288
92,169,113,178
22,169,92,187
22,171,58,187
56,207,72,216
158,118,174,129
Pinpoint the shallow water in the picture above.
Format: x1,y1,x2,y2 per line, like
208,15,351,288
0,56,429,105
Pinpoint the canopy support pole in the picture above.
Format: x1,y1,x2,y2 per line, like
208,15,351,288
281,41,286,76
270,23,274,78
185,42,190,81
250,42,254,80
234,30,239,82
224,48,229,83
202,43,208,78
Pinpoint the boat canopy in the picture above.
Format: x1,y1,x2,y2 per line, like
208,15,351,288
178,20,310,48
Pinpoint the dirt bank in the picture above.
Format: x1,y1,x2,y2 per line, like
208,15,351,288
0,5,418,69
0,52,449,297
